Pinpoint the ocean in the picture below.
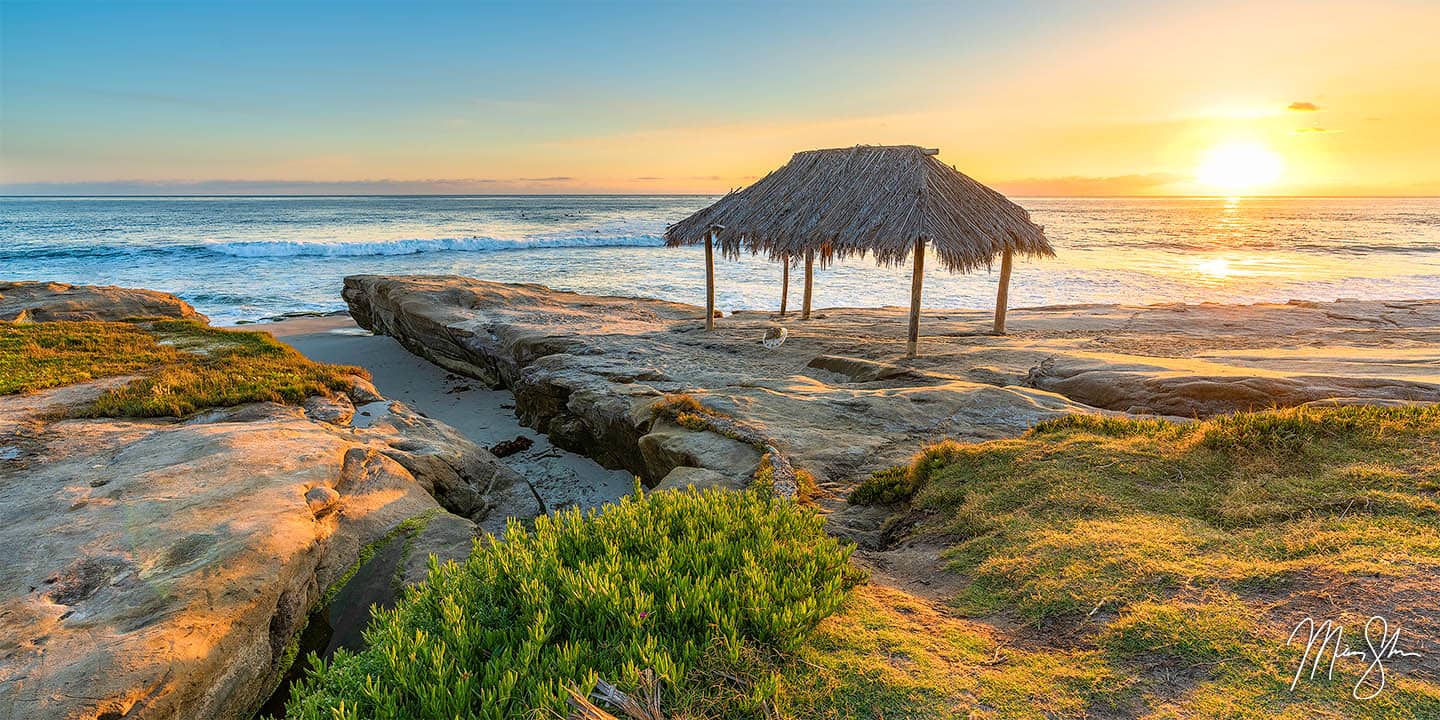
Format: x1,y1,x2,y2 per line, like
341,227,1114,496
2,195,1436,325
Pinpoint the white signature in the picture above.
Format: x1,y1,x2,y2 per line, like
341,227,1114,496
1287,615,1422,700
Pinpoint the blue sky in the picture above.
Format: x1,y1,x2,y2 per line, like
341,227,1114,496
3,0,1437,194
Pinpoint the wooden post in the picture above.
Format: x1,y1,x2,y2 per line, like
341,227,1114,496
704,228,716,331
906,237,926,357
993,247,1013,335
779,255,790,316
802,250,814,320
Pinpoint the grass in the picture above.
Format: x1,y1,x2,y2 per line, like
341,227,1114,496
0,319,366,416
282,485,865,720
841,404,1440,717
782,584,1130,719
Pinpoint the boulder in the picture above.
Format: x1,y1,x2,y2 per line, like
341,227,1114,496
0,281,206,323
637,418,762,485
654,466,745,492
0,379,537,720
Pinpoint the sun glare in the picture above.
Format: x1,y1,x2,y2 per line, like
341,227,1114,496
1195,141,1284,193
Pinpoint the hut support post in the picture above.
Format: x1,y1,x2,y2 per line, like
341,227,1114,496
779,256,789,316
907,237,926,357
802,250,814,320
992,247,1013,335
705,228,716,331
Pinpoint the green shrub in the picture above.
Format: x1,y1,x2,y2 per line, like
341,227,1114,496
848,440,979,507
848,466,914,505
283,486,864,720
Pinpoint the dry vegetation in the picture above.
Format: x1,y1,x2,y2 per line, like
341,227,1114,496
838,404,1440,718
0,319,366,416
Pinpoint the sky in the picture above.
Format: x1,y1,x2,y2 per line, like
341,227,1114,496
2,0,1438,196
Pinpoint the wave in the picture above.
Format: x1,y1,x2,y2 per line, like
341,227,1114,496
0,234,667,261
204,234,665,257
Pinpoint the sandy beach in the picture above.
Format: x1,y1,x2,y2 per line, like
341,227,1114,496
256,315,635,511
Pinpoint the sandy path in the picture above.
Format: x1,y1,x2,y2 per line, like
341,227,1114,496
251,316,635,512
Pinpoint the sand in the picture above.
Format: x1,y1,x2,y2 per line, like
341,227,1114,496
255,316,635,511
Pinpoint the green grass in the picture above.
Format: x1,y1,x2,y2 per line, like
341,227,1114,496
0,320,173,394
282,486,865,720
0,319,366,416
835,404,1440,718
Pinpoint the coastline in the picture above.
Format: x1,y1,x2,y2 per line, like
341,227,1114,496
9,278,1440,718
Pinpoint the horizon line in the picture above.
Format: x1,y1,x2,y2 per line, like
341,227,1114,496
4,193,1439,200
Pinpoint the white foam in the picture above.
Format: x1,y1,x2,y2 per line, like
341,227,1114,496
206,235,664,258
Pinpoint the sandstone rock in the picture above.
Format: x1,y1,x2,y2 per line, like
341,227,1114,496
362,399,540,521
1026,363,1440,417
807,354,912,383
304,485,341,515
638,418,762,485
654,466,745,492
347,377,384,405
0,379,537,720
0,280,206,323
303,394,355,425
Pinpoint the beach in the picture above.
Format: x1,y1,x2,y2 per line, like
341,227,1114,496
258,315,635,511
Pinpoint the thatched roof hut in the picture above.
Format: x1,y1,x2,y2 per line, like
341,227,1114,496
665,145,1054,354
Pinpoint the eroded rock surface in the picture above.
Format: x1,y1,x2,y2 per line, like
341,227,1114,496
343,275,1440,492
0,281,207,323
0,380,537,720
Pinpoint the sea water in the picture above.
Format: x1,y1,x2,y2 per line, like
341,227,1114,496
2,195,1436,324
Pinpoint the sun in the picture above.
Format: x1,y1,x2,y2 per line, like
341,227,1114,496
1195,141,1284,193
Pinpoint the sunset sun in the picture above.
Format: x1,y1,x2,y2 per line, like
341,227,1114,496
1195,140,1285,193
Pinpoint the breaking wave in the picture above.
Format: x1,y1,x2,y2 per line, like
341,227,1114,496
205,235,665,257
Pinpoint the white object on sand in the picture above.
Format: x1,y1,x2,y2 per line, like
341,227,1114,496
762,326,788,349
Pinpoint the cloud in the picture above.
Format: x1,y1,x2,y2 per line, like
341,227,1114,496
1288,101,1320,112
633,176,664,181
993,172,1186,196
1293,127,1341,134
0,177,606,195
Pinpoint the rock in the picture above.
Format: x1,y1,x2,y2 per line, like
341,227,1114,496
342,276,1440,495
807,354,911,383
363,400,540,521
1027,365,1440,417
489,435,534,458
347,377,384,405
824,503,896,551
399,512,477,586
637,418,762,485
304,485,341,515
0,379,538,720
654,466,745,492
0,280,206,323
303,394,355,425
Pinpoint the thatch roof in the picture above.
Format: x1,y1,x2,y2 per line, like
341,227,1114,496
665,145,1053,273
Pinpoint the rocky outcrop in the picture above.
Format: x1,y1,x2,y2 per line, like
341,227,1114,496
342,276,1440,494
1024,362,1440,416
0,281,207,323
0,376,537,720
341,275,1100,489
